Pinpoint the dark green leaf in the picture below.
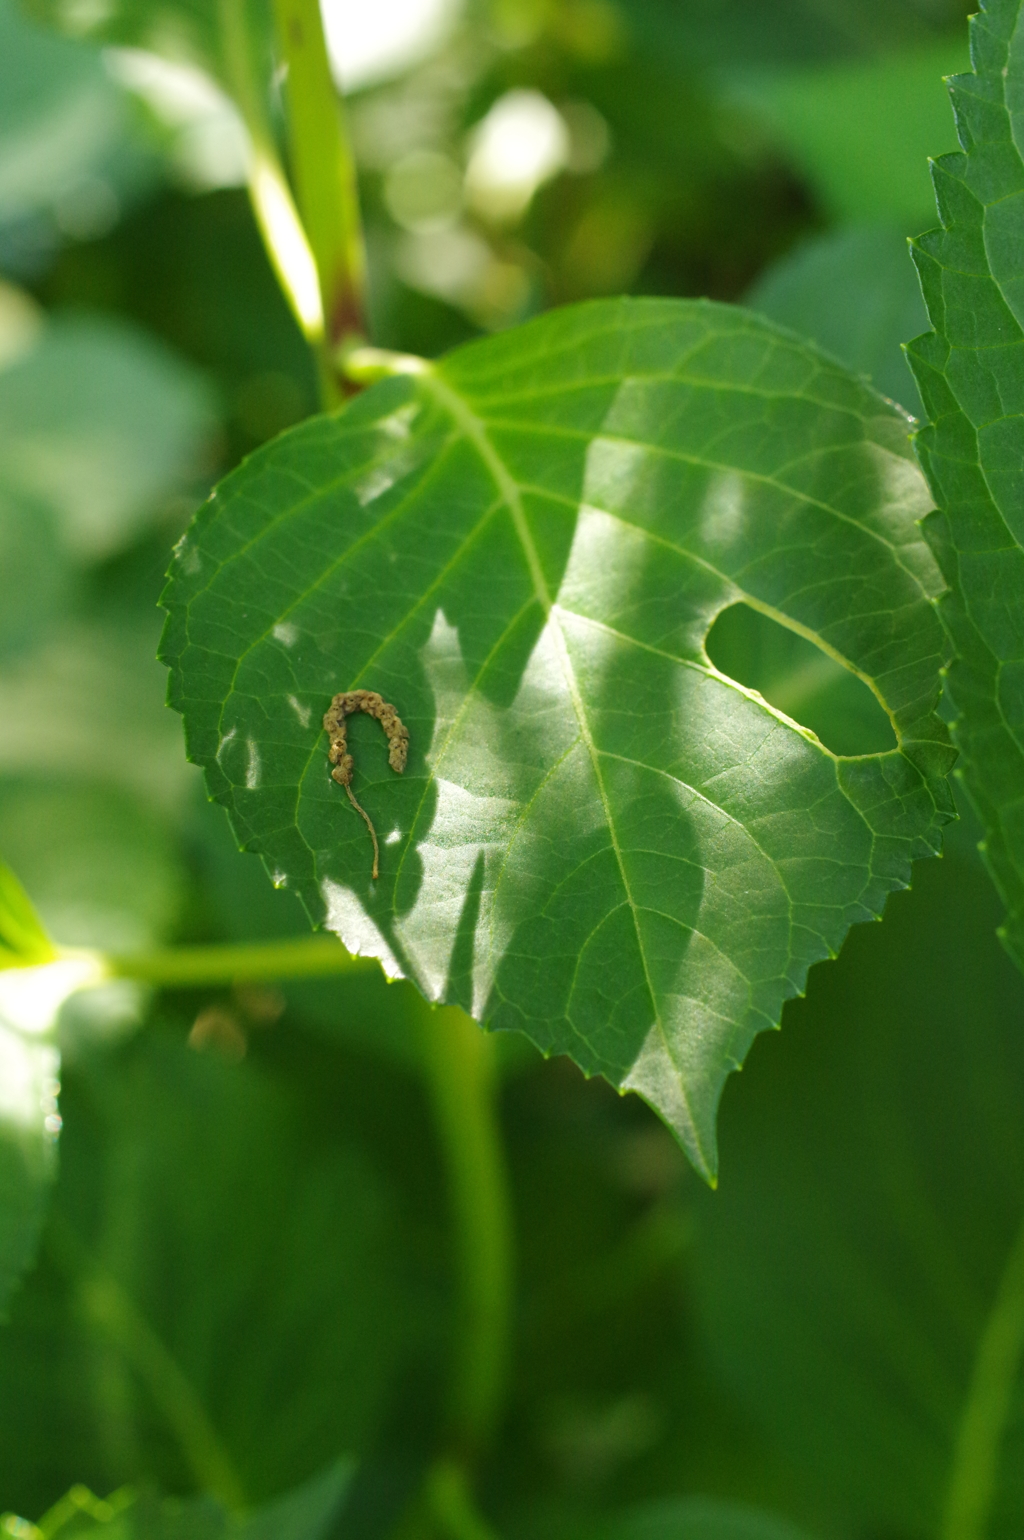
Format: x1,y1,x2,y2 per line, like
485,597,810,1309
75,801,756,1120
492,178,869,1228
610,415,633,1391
691,833,1024,1537
746,225,927,412
163,297,954,1177
907,0,1024,971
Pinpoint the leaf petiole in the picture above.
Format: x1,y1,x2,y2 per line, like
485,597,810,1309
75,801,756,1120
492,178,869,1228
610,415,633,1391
98,934,376,988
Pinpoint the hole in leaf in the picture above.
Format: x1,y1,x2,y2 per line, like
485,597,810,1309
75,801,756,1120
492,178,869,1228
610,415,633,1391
705,603,897,757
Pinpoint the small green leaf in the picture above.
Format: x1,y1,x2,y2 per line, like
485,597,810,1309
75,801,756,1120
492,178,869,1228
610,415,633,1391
163,297,954,1177
907,0,1024,971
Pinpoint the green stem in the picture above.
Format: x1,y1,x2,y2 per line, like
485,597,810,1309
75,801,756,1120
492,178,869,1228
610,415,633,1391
942,1208,1024,1540
99,933,376,988
219,0,325,347
418,1005,514,1457
49,1221,246,1514
273,0,367,405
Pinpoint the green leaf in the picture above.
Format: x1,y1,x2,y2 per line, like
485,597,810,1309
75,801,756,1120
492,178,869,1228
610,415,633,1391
163,297,954,1178
21,0,274,109
0,492,70,662
907,0,1024,972
0,609,196,815
0,0,151,239
588,1497,818,1540
746,225,928,413
728,37,969,227
630,0,972,70
0,779,185,957
0,297,217,663
0,310,218,564
691,833,1024,1537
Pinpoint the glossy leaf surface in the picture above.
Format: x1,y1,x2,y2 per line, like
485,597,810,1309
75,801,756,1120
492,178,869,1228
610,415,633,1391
164,298,954,1176
908,0,1024,970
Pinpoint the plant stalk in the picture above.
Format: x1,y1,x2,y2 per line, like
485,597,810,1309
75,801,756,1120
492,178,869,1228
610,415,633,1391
273,0,368,405
417,1005,514,1459
99,933,376,988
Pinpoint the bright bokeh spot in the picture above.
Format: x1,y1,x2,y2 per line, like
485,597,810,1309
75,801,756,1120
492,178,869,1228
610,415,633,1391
322,0,460,93
465,90,570,224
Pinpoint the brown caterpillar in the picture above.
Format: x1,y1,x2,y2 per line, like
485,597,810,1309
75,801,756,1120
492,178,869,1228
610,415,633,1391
323,690,409,880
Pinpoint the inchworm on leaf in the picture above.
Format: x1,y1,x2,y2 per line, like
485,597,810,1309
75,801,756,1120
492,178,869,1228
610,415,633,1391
323,690,409,880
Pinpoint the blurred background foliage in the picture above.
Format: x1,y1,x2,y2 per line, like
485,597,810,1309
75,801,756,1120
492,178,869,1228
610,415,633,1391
5,0,1023,1536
